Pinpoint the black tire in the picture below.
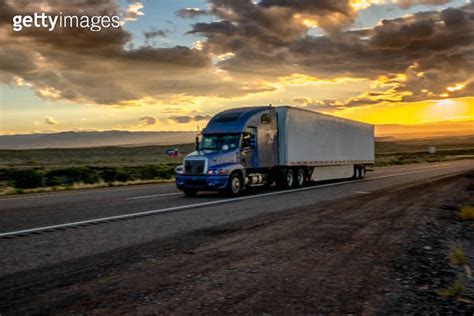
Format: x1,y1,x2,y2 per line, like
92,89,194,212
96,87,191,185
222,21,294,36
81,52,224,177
227,172,243,196
295,168,305,188
283,168,295,189
183,189,197,197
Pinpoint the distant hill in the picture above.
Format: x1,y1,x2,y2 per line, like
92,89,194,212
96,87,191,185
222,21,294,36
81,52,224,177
375,120,473,140
0,120,471,149
0,131,197,149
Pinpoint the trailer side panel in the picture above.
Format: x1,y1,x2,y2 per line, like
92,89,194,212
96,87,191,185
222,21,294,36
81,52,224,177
277,107,374,166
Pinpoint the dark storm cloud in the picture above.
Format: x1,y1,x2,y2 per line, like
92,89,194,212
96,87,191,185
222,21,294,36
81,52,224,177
441,7,466,26
0,0,266,105
369,18,436,49
1,0,473,108
189,0,356,47
258,0,353,16
196,2,474,102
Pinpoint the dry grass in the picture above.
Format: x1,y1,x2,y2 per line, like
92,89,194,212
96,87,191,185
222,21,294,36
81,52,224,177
450,245,468,267
439,276,464,298
0,179,175,196
458,205,474,221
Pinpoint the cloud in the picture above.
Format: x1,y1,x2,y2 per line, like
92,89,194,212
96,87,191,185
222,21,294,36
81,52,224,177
194,114,212,121
393,0,451,9
123,1,144,21
139,115,157,125
203,3,474,103
0,0,472,110
293,93,394,111
0,0,276,106
176,8,208,18
45,116,59,125
143,29,167,40
169,114,212,124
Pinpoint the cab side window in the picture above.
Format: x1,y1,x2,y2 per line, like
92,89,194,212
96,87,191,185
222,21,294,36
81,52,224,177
242,132,255,149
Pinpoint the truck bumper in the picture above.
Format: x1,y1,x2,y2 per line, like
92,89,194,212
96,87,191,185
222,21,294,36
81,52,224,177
176,175,229,192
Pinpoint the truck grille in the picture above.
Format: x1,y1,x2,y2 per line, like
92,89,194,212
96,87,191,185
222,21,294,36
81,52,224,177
184,159,206,175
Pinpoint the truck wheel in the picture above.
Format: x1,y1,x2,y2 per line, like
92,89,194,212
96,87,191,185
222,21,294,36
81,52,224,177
227,172,243,196
295,168,305,188
183,189,197,197
283,169,295,189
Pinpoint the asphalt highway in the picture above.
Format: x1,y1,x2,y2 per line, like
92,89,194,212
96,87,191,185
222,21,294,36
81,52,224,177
0,160,473,275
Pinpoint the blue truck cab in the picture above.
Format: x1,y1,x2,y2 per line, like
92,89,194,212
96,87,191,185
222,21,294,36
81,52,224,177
175,106,278,196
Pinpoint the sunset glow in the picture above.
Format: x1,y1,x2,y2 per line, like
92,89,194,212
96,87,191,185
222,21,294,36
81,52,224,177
0,0,473,138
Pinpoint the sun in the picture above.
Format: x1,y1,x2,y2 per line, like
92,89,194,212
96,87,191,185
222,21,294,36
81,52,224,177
436,99,455,107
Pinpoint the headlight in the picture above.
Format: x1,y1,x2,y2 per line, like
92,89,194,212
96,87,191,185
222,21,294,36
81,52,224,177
207,168,230,175
175,165,184,174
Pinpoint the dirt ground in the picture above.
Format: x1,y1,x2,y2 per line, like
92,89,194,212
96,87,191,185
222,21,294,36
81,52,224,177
1,172,473,314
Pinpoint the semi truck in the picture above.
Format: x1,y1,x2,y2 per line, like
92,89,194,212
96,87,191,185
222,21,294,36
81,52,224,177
175,106,374,196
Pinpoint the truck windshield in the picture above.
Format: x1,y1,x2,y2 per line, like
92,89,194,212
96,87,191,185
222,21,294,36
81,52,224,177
200,134,241,151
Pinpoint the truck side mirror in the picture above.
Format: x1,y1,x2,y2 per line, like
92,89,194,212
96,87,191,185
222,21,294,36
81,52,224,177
242,132,255,150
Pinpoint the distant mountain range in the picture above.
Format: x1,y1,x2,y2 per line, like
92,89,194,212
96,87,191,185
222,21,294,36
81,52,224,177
0,131,197,149
0,120,471,149
375,120,473,140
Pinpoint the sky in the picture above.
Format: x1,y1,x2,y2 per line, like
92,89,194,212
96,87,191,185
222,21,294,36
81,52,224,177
0,0,473,135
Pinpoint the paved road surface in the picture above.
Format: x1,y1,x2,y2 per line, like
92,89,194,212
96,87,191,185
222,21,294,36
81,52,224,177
0,160,472,276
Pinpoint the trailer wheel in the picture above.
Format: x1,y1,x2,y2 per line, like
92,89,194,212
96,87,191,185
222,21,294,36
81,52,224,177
295,168,305,188
183,189,197,197
227,172,243,196
283,169,295,189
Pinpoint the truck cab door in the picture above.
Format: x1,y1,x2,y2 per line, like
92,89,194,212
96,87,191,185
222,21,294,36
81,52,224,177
241,127,258,168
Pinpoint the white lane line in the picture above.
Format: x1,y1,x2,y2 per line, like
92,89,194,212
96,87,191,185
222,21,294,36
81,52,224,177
125,192,182,200
0,163,471,238
353,191,371,194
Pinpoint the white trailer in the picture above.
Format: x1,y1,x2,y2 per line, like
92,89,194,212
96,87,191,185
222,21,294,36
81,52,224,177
276,106,374,182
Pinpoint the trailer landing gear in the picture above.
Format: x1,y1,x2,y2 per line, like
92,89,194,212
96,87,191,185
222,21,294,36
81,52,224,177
354,165,366,179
